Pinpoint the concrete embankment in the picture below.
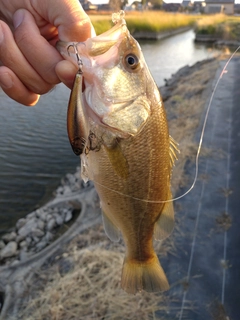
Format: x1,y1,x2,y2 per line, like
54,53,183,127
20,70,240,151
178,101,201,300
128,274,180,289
195,33,240,47
163,56,240,320
133,26,191,40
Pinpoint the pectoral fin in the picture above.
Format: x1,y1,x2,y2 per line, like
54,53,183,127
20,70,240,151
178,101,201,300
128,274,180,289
154,192,175,240
67,71,87,155
102,210,120,242
104,143,129,179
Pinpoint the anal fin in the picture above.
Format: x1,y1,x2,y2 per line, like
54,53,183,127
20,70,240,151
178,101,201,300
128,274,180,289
102,210,120,242
154,191,175,240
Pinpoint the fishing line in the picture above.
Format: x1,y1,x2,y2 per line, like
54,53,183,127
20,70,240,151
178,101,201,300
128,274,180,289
87,46,240,204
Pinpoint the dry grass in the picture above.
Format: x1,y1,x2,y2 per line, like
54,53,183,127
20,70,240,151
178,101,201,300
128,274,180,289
196,14,240,40
215,212,232,231
166,59,219,195
90,12,198,35
17,59,220,319
209,299,230,320
125,12,197,33
19,226,169,320
196,14,227,31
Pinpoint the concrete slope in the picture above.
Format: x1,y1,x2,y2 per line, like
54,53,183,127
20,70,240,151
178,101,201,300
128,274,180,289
163,56,240,320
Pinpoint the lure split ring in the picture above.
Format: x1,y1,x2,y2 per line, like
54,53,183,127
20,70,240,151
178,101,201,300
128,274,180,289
67,43,83,74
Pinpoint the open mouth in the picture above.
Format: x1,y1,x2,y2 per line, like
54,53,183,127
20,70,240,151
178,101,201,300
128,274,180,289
56,17,127,71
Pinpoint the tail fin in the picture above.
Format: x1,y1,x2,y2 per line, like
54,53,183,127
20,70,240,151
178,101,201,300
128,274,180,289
121,254,169,294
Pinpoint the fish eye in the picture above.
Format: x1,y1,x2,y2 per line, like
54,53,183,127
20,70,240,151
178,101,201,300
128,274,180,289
125,54,139,70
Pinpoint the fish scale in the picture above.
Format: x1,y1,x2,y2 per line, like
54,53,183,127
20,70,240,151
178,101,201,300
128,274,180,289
57,11,177,294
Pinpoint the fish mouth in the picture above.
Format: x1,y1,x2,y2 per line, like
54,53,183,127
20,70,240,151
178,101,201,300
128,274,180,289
58,12,150,137
56,17,128,68
85,19,127,57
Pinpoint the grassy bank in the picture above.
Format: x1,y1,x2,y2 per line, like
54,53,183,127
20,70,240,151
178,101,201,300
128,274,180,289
195,14,240,41
90,12,198,35
91,12,240,42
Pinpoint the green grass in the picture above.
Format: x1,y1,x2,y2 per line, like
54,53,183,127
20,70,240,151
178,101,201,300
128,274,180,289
91,18,113,35
126,12,197,33
90,12,240,41
90,12,198,35
195,14,240,40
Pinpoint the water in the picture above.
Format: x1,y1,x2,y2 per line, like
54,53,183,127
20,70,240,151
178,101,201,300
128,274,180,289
0,86,79,234
139,30,218,87
0,29,218,234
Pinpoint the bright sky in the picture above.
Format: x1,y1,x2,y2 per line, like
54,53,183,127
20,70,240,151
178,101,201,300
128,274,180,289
91,0,240,4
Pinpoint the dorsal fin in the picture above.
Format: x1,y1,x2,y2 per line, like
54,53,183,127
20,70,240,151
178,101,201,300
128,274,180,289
154,191,175,241
169,135,180,167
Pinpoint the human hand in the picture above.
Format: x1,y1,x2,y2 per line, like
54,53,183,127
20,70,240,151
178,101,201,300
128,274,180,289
0,0,94,106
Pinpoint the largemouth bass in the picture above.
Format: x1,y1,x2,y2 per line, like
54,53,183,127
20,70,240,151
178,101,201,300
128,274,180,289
57,11,178,294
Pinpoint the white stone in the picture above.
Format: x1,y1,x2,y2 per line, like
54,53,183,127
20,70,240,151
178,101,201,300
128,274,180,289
19,249,29,262
37,219,45,231
64,210,72,223
45,232,54,242
17,218,38,240
55,214,64,226
35,209,42,218
46,213,53,222
56,186,64,196
26,212,36,219
16,218,26,230
11,260,20,266
63,185,72,195
2,231,17,243
25,237,32,245
31,228,45,238
0,240,5,250
47,218,56,231
19,241,27,249
39,210,48,221
0,241,18,259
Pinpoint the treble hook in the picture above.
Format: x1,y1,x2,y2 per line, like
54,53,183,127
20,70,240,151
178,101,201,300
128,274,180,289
67,43,83,74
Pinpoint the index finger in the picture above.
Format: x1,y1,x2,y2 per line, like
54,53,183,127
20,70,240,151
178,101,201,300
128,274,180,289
13,9,62,85
31,0,94,41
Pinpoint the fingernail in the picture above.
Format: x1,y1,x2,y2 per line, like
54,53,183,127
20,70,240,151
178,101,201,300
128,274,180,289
91,25,96,38
0,73,13,89
13,10,24,29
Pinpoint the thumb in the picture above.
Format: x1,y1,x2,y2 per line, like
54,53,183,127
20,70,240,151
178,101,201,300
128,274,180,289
34,0,95,41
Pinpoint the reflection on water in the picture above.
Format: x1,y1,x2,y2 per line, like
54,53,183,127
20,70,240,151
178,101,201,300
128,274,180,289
139,30,218,86
0,30,219,233
0,85,79,234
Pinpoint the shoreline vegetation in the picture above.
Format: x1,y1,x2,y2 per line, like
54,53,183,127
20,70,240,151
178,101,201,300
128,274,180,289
195,14,240,45
91,11,198,36
91,11,240,43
